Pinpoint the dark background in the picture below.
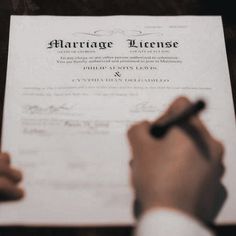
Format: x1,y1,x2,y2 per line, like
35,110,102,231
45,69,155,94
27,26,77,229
0,0,236,235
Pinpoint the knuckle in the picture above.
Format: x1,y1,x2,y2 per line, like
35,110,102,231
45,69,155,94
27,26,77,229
216,140,225,155
127,125,140,143
140,120,150,129
127,124,137,139
170,97,192,113
175,96,191,107
212,139,225,161
214,155,222,164
213,161,226,178
12,169,23,181
127,121,149,138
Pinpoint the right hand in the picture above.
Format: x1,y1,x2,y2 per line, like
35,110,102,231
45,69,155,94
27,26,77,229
128,97,226,222
0,153,24,201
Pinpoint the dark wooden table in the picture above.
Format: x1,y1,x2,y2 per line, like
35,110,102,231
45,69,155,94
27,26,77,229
0,1,235,235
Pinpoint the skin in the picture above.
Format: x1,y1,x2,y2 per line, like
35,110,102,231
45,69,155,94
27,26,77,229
0,153,23,201
0,97,226,224
128,97,226,223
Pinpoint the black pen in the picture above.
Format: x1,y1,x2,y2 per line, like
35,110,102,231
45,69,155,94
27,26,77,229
150,100,206,138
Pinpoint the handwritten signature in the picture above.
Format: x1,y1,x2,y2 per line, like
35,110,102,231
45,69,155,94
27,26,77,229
23,104,74,115
130,101,160,113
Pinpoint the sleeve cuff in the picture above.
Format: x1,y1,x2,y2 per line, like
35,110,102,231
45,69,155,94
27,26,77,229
135,208,214,236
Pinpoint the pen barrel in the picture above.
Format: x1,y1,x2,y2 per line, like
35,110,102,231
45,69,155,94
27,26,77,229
150,100,205,139
150,125,169,138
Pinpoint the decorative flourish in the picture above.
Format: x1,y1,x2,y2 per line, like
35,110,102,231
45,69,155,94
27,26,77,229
73,29,162,37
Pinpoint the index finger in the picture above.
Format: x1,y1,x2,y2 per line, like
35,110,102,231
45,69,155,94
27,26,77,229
127,121,152,147
160,97,219,159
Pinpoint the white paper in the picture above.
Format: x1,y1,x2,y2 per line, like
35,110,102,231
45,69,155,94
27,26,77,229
1,15,236,226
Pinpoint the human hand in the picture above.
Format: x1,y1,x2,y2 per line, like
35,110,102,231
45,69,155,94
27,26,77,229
128,97,226,223
0,153,24,201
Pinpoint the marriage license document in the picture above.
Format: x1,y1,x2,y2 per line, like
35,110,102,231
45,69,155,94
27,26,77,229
1,16,236,225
